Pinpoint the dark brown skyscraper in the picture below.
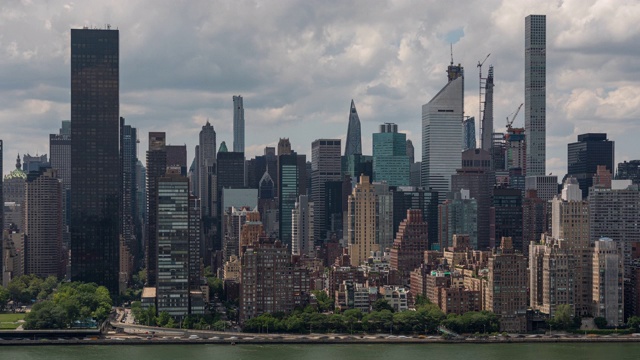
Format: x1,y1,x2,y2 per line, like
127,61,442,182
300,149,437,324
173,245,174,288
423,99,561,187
70,28,120,293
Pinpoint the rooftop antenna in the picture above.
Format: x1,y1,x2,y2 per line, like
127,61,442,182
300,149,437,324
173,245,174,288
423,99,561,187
450,43,453,65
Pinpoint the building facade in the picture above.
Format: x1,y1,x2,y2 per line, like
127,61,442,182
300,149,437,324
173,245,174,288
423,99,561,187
567,133,615,199
233,95,245,153
372,123,410,187
422,75,463,200
70,28,121,293
24,168,63,278
525,14,546,177
311,139,341,242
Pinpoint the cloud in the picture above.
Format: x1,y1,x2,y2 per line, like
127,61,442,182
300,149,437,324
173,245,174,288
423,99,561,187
0,0,638,180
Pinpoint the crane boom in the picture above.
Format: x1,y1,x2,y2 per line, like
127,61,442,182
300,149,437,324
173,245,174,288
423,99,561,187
506,103,524,130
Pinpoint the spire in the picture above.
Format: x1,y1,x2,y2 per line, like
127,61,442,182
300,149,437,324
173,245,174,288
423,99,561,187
16,154,21,170
344,99,362,157
218,141,228,153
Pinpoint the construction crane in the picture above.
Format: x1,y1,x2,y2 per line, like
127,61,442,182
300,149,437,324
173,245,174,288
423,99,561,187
506,103,524,131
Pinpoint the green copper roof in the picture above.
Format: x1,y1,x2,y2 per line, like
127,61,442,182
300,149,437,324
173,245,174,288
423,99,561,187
4,154,26,180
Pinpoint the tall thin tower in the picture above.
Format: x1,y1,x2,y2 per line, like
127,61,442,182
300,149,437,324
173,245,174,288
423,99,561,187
525,15,546,176
70,28,120,293
233,95,245,153
481,66,494,151
344,100,362,156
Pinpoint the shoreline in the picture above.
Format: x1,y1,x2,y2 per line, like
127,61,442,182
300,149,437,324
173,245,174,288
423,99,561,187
1,336,640,346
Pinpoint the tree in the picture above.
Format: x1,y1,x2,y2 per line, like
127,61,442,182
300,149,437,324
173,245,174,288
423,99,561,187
206,276,224,300
627,316,640,332
156,311,171,327
546,305,577,331
594,317,607,329
372,299,394,313
0,286,9,311
24,300,68,329
312,290,333,312
414,294,432,308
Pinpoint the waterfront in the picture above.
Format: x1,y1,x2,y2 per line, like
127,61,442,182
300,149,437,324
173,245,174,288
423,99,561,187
2,343,640,360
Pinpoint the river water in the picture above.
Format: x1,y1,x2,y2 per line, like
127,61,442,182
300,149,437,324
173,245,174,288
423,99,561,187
2,343,640,360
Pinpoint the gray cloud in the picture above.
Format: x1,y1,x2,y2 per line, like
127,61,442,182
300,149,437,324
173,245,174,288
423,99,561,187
1,0,639,179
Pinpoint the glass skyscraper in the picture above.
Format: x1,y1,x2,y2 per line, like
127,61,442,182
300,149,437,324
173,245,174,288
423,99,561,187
156,172,190,317
373,123,410,187
70,28,120,293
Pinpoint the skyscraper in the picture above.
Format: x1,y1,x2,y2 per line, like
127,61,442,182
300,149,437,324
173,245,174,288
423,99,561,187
0,140,3,235
344,100,362,157
422,70,463,201
24,168,63,278
481,66,494,152
491,188,524,251
525,15,546,176
372,123,410,186
451,149,493,250
198,121,216,214
120,119,138,279
146,132,167,286
463,117,476,151
156,171,190,318
278,152,301,247
567,133,615,199
49,121,71,189
233,95,245,153
292,195,314,257
70,28,120,293
311,139,341,242
347,175,380,266
22,154,48,173
406,140,415,164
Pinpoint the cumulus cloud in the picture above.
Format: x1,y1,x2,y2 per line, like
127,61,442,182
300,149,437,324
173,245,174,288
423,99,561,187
0,0,638,180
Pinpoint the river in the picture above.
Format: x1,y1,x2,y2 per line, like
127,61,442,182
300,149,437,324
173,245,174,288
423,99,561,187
2,343,640,360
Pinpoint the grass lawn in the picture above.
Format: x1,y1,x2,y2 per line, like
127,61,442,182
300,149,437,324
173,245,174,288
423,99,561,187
0,313,26,323
0,322,20,329
0,313,26,329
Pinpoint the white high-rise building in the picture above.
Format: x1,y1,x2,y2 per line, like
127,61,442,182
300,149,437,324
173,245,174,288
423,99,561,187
233,95,245,153
525,15,546,176
421,76,463,201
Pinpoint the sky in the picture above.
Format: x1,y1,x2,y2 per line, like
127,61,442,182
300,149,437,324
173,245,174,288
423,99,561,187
1,0,639,178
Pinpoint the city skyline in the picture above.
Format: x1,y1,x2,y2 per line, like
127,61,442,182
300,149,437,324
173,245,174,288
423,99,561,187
1,1,639,179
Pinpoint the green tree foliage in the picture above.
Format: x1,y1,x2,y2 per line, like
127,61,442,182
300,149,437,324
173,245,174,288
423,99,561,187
206,276,224,301
594,317,608,329
7,275,58,304
312,290,333,312
627,316,640,331
440,311,499,334
0,286,10,311
24,281,112,329
131,302,157,326
156,311,172,327
414,294,431,307
23,301,67,329
242,302,449,335
546,304,577,331
372,299,394,313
